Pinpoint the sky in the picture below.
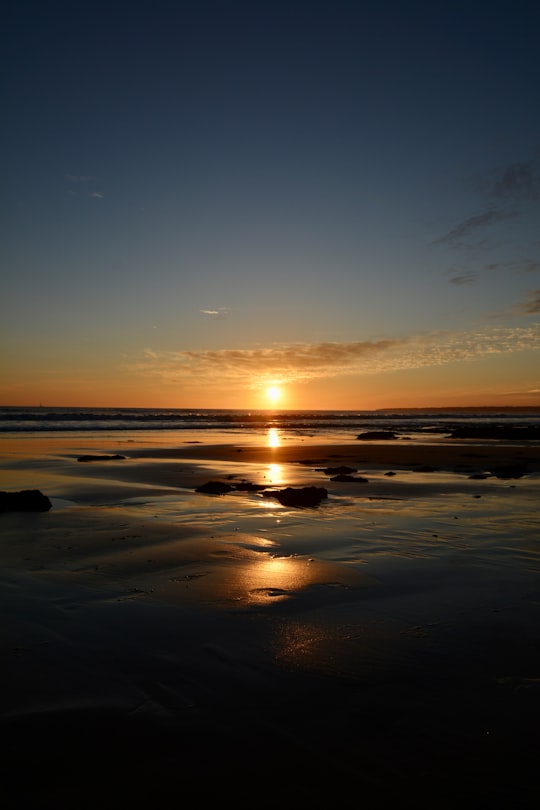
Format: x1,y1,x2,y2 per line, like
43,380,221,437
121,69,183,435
2,0,540,410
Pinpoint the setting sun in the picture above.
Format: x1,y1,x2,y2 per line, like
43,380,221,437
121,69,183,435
266,386,282,404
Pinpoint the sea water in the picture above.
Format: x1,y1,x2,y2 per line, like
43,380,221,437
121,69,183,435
2,405,539,438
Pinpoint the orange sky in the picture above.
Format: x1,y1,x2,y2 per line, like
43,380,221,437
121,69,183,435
3,3,539,411
2,336,539,409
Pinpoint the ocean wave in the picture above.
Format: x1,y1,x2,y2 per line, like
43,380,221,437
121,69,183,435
1,406,539,435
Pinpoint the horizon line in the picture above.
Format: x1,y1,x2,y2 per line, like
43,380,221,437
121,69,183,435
3,404,540,412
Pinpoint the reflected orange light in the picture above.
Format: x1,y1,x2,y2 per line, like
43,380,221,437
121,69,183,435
266,462,285,486
235,554,314,606
267,428,281,447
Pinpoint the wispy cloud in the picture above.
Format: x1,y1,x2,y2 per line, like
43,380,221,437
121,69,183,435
449,272,477,286
480,160,540,204
434,158,540,260
516,289,540,315
126,325,540,389
90,192,104,199
484,259,540,274
200,307,229,319
434,208,512,247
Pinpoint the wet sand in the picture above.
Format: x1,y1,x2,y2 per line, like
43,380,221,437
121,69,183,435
1,435,539,807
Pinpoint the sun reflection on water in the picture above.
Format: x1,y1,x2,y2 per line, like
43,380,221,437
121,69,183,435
267,428,281,447
266,462,285,486
235,553,314,606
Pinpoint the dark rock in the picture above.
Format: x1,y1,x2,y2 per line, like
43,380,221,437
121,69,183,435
384,471,397,476
414,465,439,473
0,489,52,513
356,431,397,440
330,474,368,482
490,464,528,479
234,481,266,492
77,454,126,462
468,473,489,480
195,481,234,494
317,465,357,475
267,486,328,507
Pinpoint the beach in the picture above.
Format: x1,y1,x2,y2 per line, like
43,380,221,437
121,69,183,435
1,432,539,807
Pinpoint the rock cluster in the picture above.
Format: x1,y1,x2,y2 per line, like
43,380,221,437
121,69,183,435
0,490,52,512
195,481,235,494
356,431,397,440
77,454,126,462
195,481,328,507
266,486,328,507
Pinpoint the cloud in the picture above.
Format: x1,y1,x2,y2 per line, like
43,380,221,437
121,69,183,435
126,325,540,389
484,259,540,274
482,160,540,204
200,307,229,319
516,289,540,315
90,192,104,198
449,272,477,286
433,157,540,254
433,208,511,247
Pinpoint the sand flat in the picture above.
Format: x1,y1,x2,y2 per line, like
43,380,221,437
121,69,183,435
1,434,539,806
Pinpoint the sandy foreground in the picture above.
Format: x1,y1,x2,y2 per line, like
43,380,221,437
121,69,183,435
1,434,539,807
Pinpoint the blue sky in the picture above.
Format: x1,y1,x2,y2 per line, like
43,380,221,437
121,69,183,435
2,0,539,408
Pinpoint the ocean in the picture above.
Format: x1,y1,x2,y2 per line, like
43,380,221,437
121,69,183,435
1,405,540,439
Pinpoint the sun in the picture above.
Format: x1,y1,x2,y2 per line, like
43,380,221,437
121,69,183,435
266,385,281,405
